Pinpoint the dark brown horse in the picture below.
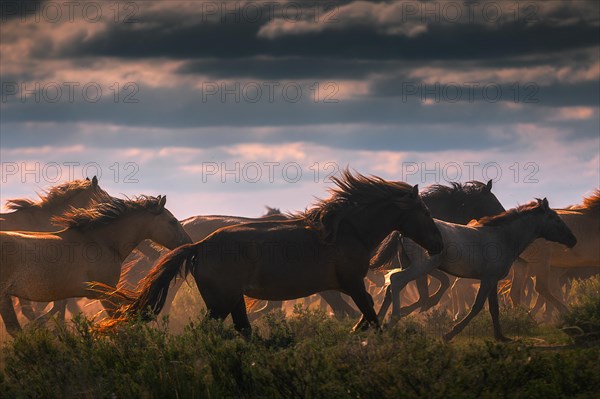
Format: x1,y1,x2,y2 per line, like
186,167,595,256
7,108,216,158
368,180,506,315
100,170,443,334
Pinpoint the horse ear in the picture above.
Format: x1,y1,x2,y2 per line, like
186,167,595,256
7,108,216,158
542,197,549,210
85,177,90,181
486,179,493,191
158,195,167,209
412,184,419,196
92,176,98,186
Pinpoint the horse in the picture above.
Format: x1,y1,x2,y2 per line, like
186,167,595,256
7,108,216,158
99,170,443,334
118,207,290,316
0,176,111,321
357,180,506,317
378,198,577,341
510,190,600,319
125,207,361,320
0,195,191,336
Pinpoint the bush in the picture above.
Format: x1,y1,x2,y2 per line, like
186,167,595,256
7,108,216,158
2,310,599,398
562,275,600,344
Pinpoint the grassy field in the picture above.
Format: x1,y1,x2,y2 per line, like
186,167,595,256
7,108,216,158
1,278,599,398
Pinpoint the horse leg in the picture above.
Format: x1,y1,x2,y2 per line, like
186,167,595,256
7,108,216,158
320,290,359,319
451,279,460,320
377,259,432,321
66,298,83,317
420,269,451,312
488,283,511,341
532,266,569,317
0,295,22,337
231,296,252,338
443,279,494,342
414,275,431,310
34,300,68,325
510,258,528,306
529,293,545,318
390,258,438,318
345,283,379,331
18,299,38,321
523,276,535,307
377,285,393,322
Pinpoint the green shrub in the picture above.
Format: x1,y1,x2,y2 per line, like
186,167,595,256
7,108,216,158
562,275,600,344
2,310,599,399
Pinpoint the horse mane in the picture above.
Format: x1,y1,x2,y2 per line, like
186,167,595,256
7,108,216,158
263,206,282,217
4,179,101,211
295,169,416,242
52,195,164,230
567,189,600,215
421,181,488,199
473,199,543,227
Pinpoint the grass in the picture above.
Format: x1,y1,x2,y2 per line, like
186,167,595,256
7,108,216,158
1,305,599,399
561,275,600,344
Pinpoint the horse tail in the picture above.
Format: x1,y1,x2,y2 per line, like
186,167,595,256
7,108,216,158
130,243,197,318
369,230,402,270
99,243,197,327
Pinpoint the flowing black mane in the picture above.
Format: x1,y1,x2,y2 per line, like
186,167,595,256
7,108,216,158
5,179,104,211
297,169,416,242
474,199,544,227
422,181,489,200
52,196,164,230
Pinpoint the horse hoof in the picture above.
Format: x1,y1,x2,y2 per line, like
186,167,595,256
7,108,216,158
442,333,453,342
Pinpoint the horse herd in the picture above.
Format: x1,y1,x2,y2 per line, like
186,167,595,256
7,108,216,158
0,171,598,342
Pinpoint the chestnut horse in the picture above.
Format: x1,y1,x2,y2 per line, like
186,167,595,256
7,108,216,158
100,171,443,334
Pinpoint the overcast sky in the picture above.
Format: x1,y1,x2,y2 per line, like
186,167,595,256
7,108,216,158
1,0,598,218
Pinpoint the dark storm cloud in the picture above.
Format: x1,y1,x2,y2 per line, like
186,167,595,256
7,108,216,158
176,58,394,80
57,19,598,62
0,0,45,21
42,1,597,65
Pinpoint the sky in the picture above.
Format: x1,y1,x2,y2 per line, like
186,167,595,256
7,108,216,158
1,0,599,219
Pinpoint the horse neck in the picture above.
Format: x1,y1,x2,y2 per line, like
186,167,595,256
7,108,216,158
0,207,56,231
344,206,401,251
85,213,152,262
423,195,461,223
493,212,544,257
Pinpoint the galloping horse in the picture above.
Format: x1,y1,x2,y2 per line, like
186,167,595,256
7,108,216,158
511,190,600,318
100,170,443,334
118,207,289,315
0,177,111,320
378,198,576,341
364,180,506,315
0,195,191,336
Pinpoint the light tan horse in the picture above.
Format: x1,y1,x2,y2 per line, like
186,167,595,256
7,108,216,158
1,177,109,230
511,190,600,318
1,177,111,320
0,195,191,336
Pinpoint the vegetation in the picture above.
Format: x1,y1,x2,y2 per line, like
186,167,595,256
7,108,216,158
1,303,599,399
562,275,600,344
